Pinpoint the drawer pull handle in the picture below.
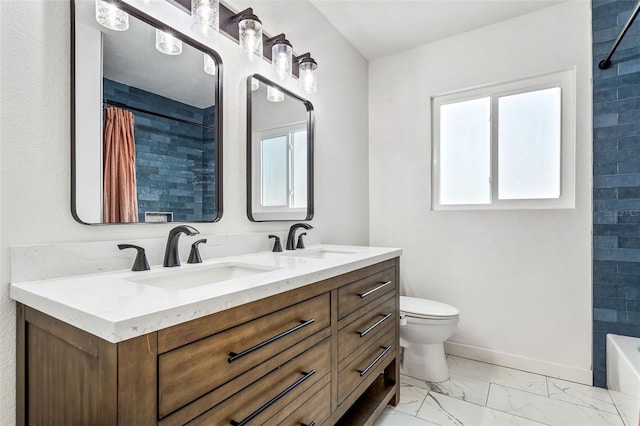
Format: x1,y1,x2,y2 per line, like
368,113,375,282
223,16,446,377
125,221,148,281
228,319,315,363
230,370,316,426
358,346,392,377
301,422,316,426
358,281,392,298
358,313,392,337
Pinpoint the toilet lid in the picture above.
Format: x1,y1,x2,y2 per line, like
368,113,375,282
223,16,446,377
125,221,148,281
400,296,459,319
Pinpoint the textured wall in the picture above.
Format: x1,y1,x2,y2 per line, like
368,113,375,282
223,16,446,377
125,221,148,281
104,78,216,222
592,0,640,388
0,0,369,423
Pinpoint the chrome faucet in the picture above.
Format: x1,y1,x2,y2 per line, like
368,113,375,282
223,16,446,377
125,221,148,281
286,223,313,250
163,225,199,267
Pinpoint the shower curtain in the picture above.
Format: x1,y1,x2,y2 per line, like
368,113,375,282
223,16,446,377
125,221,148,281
103,107,139,223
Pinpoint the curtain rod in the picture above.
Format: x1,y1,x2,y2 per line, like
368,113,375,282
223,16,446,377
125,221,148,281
103,100,215,131
598,0,640,70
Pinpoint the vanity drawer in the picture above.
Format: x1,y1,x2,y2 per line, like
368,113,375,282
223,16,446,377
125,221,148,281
338,267,396,319
337,328,395,405
158,293,330,417
264,378,331,426
187,338,331,425
338,295,396,366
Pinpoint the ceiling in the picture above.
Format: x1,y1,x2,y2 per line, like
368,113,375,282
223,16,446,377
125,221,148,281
309,0,567,60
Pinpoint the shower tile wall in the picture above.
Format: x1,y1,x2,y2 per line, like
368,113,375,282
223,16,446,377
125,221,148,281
592,0,640,388
103,79,216,222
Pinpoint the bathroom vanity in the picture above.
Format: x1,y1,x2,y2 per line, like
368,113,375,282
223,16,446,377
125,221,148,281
12,246,400,425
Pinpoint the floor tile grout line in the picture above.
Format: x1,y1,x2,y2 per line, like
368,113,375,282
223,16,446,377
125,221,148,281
399,377,622,426
546,377,619,415
487,382,624,425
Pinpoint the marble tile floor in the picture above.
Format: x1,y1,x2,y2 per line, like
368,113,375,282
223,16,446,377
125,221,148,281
375,355,627,426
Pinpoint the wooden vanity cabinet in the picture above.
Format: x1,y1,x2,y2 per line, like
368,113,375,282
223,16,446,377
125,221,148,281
16,258,400,426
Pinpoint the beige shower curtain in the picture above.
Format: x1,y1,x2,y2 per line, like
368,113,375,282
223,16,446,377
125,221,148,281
103,107,139,223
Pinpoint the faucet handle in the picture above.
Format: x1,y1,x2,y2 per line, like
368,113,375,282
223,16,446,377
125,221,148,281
188,239,207,264
118,244,150,272
296,233,307,249
268,235,283,252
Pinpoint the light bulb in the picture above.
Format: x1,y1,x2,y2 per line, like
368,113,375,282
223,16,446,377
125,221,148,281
191,0,219,36
239,17,263,61
267,86,284,102
299,58,318,94
95,0,129,31
204,54,216,75
272,40,292,81
155,29,182,55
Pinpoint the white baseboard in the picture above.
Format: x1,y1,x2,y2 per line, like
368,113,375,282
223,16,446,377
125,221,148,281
444,341,593,385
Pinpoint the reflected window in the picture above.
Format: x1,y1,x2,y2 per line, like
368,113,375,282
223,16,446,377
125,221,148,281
259,124,307,209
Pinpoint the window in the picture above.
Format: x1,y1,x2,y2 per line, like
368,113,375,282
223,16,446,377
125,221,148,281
256,123,307,211
432,70,575,210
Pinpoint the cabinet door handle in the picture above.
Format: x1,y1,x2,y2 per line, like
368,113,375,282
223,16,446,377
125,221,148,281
358,281,392,298
301,422,316,426
228,319,315,363
358,346,392,377
230,370,316,426
358,313,392,337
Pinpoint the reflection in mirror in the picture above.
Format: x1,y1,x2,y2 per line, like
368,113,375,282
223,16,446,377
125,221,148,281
247,75,314,222
72,0,222,224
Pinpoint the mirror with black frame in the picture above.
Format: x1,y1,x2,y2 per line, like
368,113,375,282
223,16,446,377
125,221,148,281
72,0,222,224
247,74,314,222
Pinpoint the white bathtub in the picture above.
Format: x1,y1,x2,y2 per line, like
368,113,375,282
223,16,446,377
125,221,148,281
607,334,640,426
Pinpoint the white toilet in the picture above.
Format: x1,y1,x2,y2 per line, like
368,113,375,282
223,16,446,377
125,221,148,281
399,296,460,383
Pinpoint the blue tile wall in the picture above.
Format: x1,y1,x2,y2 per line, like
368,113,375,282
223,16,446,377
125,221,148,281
103,79,216,222
592,0,640,388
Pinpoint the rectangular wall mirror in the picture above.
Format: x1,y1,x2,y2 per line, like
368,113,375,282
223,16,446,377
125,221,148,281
71,0,223,224
247,74,314,222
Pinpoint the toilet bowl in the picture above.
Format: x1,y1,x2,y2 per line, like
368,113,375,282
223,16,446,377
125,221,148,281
400,296,460,383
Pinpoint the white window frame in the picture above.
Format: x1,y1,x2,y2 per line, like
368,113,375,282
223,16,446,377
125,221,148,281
252,122,307,220
431,70,576,210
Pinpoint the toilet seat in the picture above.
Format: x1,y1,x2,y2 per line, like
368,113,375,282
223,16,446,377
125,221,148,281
400,296,459,320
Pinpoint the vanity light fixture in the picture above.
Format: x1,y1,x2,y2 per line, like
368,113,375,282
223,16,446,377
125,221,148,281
233,9,263,61
169,1,320,90
251,77,260,91
191,0,219,36
296,53,318,94
267,85,284,102
267,34,293,81
155,29,183,55
204,53,216,75
95,0,129,31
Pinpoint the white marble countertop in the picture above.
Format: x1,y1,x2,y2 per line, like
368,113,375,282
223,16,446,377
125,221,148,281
10,245,401,343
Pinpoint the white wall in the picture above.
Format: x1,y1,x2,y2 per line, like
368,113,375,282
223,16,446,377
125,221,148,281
0,1,369,422
369,1,593,383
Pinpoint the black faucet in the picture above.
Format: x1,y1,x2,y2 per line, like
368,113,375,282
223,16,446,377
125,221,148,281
163,225,199,267
286,223,313,250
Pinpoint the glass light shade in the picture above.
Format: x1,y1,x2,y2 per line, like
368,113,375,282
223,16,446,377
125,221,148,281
251,78,260,91
272,41,292,80
191,0,219,36
95,0,129,31
267,86,285,102
204,54,216,75
155,29,182,55
239,18,263,61
299,59,318,94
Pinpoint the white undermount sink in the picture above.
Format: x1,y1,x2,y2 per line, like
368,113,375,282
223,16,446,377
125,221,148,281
283,248,357,259
125,263,278,290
